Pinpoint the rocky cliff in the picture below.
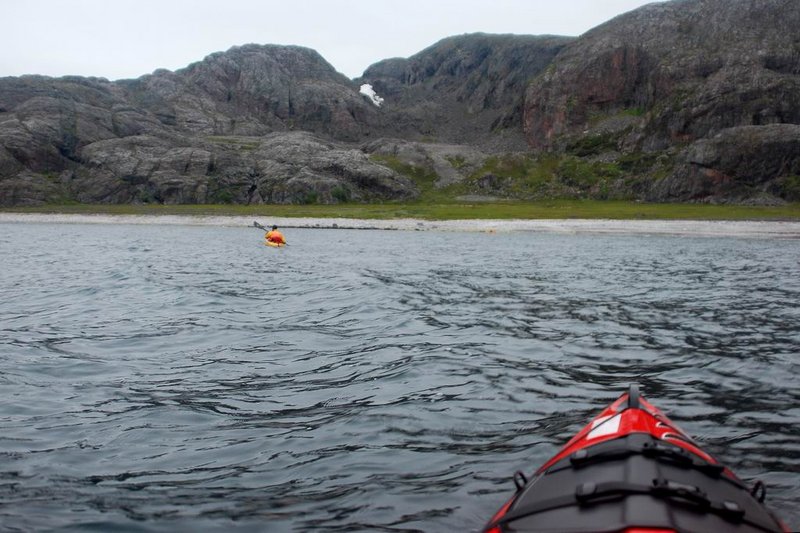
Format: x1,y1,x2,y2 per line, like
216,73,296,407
523,0,800,203
1,0,799,207
359,33,571,150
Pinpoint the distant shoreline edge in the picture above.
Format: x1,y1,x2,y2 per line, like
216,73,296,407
2,213,800,238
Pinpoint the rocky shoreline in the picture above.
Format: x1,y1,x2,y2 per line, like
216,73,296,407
2,213,800,238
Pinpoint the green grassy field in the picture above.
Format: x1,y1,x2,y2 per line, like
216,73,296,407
3,200,800,221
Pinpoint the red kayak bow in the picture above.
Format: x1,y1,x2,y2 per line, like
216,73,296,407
484,385,789,533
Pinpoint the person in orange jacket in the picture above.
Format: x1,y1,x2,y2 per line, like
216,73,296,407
265,225,286,245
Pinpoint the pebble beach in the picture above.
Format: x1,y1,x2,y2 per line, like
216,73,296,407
2,212,800,238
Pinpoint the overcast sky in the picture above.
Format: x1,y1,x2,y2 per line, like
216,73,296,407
2,0,664,81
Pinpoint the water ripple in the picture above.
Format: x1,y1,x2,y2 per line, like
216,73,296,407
0,225,798,531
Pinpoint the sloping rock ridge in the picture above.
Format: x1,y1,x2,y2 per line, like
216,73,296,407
1,0,799,206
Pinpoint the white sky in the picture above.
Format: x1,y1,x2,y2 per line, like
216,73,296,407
2,0,664,81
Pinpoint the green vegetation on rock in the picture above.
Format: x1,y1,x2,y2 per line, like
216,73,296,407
370,154,441,197
565,135,618,157
462,153,641,200
783,175,800,201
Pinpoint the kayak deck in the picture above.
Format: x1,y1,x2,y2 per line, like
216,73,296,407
484,385,789,533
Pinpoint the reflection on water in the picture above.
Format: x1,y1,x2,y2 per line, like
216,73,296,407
1,223,798,531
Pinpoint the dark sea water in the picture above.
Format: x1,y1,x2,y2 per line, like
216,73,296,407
1,222,798,532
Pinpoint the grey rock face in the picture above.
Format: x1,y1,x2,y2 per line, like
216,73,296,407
246,132,418,204
119,45,380,140
75,135,214,203
53,131,417,205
